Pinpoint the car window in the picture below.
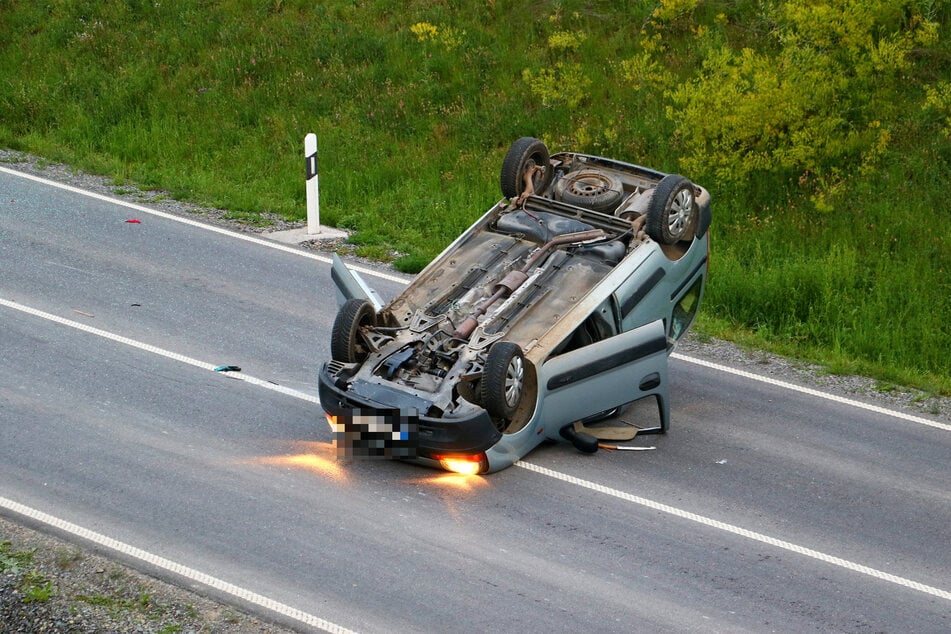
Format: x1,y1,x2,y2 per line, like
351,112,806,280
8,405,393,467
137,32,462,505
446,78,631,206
670,277,702,341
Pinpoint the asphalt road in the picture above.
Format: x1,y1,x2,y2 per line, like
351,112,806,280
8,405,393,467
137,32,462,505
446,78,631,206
1,166,949,633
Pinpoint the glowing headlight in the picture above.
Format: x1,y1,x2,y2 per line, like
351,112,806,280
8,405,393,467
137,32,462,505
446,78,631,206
434,453,488,475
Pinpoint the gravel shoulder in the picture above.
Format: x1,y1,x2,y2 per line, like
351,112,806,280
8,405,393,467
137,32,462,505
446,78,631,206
0,516,295,633
2,150,948,632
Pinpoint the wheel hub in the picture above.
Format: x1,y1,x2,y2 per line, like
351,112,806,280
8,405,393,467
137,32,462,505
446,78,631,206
564,172,613,198
667,188,694,237
504,356,524,408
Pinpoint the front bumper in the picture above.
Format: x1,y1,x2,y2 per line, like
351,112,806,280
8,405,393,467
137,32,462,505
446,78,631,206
317,363,502,457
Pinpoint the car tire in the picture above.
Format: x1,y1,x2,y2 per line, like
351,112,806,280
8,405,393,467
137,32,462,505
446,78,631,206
331,298,376,363
481,341,525,422
556,169,623,212
645,174,697,244
500,137,553,200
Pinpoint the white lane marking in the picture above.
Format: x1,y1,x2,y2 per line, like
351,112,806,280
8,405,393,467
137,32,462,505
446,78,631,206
0,297,318,404
0,165,406,284
672,353,951,432
5,295,949,604
0,496,357,634
5,164,948,433
515,461,951,601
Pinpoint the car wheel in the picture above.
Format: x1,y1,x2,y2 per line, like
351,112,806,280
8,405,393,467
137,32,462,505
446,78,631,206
645,174,697,244
500,137,553,200
481,341,525,422
331,298,376,363
556,170,623,212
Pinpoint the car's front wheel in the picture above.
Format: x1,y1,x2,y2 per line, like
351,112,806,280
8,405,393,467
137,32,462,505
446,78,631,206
481,341,525,423
646,174,697,244
331,298,376,363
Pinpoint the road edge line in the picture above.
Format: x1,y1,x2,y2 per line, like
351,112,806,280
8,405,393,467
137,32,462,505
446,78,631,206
516,461,951,602
0,496,357,634
0,165,406,284
0,297,318,404
671,353,951,432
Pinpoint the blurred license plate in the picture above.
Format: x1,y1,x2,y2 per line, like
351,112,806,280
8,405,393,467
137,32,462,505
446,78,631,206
332,408,419,458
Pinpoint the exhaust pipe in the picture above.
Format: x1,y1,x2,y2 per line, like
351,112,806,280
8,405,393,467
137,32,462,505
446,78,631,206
452,229,605,339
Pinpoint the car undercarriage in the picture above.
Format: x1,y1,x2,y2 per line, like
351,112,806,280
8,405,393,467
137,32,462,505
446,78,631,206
320,137,711,472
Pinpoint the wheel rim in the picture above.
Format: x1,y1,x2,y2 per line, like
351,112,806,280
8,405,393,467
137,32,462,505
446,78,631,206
504,356,524,408
667,187,695,239
565,173,613,198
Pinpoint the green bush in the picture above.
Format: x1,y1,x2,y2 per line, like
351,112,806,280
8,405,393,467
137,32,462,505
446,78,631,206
663,0,940,206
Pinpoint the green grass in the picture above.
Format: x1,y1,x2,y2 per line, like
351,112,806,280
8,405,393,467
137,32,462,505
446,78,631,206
0,0,948,393
0,541,55,603
1,540,35,576
75,591,153,613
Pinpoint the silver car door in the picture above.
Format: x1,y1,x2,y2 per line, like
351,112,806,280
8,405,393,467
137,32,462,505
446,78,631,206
537,318,671,432
330,253,384,311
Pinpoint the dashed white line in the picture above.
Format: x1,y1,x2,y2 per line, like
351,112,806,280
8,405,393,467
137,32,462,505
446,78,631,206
515,461,951,602
0,496,357,634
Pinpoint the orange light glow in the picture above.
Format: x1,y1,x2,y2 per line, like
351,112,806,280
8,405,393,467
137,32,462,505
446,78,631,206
422,472,489,490
434,453,487,476
440,458,481,475
247,441,348,482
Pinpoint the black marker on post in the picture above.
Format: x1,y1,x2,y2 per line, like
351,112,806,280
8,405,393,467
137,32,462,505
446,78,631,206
305,133,320,235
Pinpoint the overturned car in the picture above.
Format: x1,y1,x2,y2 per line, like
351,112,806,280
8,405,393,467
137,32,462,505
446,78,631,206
319,137,711,474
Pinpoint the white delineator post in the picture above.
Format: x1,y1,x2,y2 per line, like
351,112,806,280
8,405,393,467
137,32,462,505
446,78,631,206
305,133,320,235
